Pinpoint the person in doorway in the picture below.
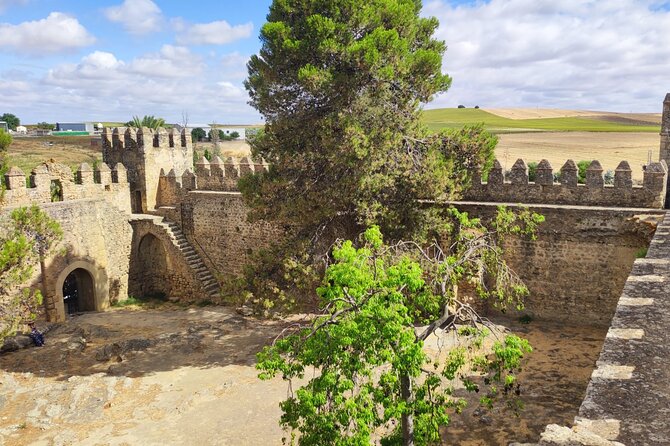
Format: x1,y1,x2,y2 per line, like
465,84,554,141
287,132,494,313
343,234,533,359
28,322,45,347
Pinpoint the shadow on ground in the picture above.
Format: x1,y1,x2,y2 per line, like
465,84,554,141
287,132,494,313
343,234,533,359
0,306,292,379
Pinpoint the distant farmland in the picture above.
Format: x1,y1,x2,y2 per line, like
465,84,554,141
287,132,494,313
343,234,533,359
421,108,661,133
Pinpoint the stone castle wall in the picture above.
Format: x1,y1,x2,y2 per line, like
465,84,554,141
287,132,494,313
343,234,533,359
454,202,662,327
659,93,670,164
101,127,193,213
463,158,667,209
1,198,134,321
3,161,132,214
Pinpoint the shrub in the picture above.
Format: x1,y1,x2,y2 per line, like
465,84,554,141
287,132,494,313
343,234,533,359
457,104,466,109
527,162,538,182
577,160,591,184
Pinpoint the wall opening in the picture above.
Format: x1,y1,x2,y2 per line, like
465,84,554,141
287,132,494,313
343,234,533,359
137,233,170,299
50,180,63,202
132,190,143,213
62,268,96,314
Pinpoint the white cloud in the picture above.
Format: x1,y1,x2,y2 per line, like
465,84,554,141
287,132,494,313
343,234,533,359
176,20,253,45
0,12,95,55
129,45,203,78
104,0,163,35
33,49,258,124
423,0,670,111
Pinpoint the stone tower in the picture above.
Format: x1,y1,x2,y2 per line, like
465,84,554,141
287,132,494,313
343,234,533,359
101,127,193,213
661,93,670,164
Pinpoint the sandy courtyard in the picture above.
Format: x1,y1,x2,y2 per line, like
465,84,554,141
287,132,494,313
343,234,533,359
0,307,604,446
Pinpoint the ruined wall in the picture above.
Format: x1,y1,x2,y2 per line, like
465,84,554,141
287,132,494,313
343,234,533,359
463,159,667,209
178,191,281,277
454,202,662,327
1,198,133,321
128,217,213,302
102,127,193,213
3,161,131,214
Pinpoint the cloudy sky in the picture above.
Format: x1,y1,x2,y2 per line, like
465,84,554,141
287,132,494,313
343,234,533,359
0,0,669,125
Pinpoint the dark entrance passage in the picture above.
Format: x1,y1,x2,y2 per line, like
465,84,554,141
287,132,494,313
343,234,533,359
62,268,95,315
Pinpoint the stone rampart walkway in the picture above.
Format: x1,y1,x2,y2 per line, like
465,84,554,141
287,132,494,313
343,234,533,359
571,211,670,445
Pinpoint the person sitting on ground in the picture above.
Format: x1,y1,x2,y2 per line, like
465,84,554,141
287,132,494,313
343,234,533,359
28,322,45,347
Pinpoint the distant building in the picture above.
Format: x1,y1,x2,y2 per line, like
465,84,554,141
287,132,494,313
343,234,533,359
15,125,27,134
56,122,95,132
0,121,7,132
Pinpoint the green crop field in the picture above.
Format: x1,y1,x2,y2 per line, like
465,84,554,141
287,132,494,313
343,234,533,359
421,108,661,133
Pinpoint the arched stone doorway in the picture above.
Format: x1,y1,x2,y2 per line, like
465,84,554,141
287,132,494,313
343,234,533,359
55,261,109,320
62,268,95,314
137,233,171,298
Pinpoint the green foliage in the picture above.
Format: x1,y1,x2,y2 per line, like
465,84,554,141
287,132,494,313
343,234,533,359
191,127,207,142
635,247,648,259
127,115,167,129
203,149,212,161
0,113,20,130
0,128,12,151
238,0,503,313
229,131,240,139
0,205,62,341
36,122,54,130
577,160,590,184
604,169,614,185
258,215,538,445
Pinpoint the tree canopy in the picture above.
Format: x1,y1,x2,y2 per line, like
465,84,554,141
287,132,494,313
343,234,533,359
237,0,497,310
0,113,20,131
126,115,167,129
258,216,540,445
0,205,62,340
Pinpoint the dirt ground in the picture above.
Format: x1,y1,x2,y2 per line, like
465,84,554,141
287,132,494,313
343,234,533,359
8,137,101,175
496,131,660,180
0,307,605,446
484,108,661,124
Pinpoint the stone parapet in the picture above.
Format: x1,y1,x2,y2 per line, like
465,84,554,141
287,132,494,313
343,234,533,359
2,161,131,214
157,156,268,207
465,158,668,209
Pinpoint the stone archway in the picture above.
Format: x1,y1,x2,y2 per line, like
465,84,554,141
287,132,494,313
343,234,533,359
62,268,95,314
55,261,109,320
137,233,171,299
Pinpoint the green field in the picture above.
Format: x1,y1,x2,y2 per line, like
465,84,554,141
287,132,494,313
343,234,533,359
421,108,660,133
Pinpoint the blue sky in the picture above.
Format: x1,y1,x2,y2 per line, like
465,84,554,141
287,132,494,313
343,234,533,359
1,0,669,124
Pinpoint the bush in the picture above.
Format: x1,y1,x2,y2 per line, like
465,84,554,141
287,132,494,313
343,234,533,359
604,170,614,185
474,105,480,109
0,128,12,151
457,104,466,109
577,160,591,184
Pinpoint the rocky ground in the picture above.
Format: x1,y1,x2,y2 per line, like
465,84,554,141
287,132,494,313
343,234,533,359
0,307,606,446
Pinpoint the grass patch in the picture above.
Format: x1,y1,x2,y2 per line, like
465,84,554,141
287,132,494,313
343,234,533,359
112,294,168,308
8,136,101,175
422,108,660,134
635,247,648,259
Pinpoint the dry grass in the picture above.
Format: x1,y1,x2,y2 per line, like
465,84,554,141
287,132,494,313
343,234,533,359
496,131,659,180
8,136,101,175
484,108,661,124
193,140,252,158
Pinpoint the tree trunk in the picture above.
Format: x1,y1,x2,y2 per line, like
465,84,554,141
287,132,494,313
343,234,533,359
401,374,414,446
39,254,55,322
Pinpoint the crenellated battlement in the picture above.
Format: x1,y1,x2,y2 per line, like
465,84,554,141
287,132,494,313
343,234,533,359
464,158,668,208
156,156,268,207
101,127,193,154
2,161,131,213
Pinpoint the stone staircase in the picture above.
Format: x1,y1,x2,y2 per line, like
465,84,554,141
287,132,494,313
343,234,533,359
154,219,221,299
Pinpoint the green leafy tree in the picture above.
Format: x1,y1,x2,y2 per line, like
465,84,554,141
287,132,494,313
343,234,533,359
238,0,497,310
128,115,167,129
36,122,54,130
577,160,590,184
191,127,207,142
0,113,20,130
0,128,12,152
259,212,541,445
0,205,63,339
229,131,240,139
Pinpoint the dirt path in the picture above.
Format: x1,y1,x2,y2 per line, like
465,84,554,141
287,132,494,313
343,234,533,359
0,308,604,446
